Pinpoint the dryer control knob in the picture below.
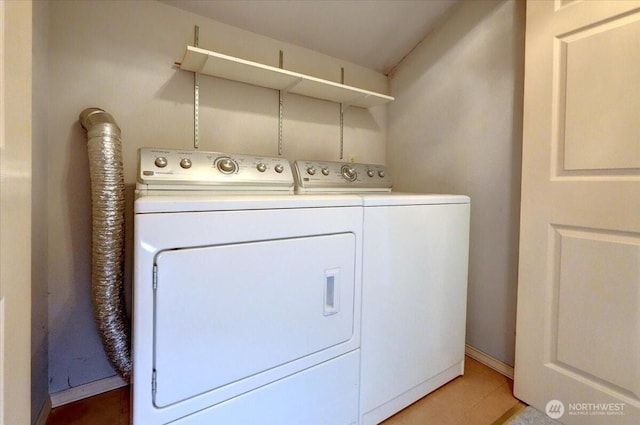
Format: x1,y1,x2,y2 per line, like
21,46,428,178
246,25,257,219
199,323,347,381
274,164,284,173
341,165,357,182
256,163,267,172
378,170,386,178
180,158,192,169
217,157,237,174
367,170,375,177
154,157,168,168
307,167,316,176
321,167,330,176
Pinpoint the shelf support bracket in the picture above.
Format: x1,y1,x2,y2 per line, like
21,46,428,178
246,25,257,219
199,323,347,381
194,25,200,149
281,78,303,93
342,93,368,110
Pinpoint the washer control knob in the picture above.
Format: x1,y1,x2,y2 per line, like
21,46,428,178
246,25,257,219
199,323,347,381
306,167,316,176
256,163,267,172
378,170,386,178
154,157,168,168
367,169,375,177
274,164,284,173
180,158,192,169
321,167,330,176
341,165,357,182
217,157,237,174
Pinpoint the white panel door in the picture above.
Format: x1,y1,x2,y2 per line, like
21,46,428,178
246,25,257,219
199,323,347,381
515,1,640,423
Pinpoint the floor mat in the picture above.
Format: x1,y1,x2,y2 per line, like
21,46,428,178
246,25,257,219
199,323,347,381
507,406,563,425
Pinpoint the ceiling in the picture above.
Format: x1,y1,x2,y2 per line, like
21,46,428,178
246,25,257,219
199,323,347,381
161,0,461,75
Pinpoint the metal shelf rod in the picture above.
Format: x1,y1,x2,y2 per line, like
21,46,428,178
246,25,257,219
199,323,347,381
278,50,284,156
194,25,200,149
340,67,344,160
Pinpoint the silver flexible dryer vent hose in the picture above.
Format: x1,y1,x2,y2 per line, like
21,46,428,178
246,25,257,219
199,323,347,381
80,108,131,382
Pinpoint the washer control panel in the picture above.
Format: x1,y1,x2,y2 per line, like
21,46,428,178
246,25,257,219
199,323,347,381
137,148,294,191
293,160,392,192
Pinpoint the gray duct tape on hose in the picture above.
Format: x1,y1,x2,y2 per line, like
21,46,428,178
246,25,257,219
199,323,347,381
80,108,131,382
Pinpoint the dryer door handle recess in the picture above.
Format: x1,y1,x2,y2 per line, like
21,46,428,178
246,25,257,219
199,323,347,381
324,268,341,316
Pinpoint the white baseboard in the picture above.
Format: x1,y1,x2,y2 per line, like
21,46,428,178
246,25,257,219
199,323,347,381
34,396,51,425
49,375,128,408
465,344,514,379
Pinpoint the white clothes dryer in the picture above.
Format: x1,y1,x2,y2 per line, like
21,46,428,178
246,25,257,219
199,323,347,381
293,160,470,425
133,148,363,425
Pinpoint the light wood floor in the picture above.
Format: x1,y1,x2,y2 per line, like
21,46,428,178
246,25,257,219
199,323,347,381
46,356,523,425
382,357,522,425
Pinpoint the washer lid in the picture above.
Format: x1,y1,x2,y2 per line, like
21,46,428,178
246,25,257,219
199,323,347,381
361,193,470,206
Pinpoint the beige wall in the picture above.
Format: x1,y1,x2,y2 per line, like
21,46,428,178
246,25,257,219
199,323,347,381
46,0,388,393
388,0,525,366
45,0,524,399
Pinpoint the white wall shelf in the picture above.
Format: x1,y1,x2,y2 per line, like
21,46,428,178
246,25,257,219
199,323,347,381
178,46,394,108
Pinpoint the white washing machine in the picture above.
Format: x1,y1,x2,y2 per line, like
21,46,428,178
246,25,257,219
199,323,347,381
132,148,363,425
294,160,470,425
